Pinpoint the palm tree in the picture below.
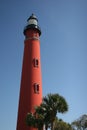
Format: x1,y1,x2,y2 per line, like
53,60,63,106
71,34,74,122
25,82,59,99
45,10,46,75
41,93,68,130
35,105,50,130
26,112,44,130
26,93,68,130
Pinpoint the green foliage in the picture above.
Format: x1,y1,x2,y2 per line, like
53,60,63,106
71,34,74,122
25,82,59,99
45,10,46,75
42,93,68,130
26,112,44,130
53,118,72,130
71,114,87,130
26,93,68,130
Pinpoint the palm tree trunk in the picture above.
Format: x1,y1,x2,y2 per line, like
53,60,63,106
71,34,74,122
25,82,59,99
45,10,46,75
38,127,43,130
45,125,48,130
51,122,54,130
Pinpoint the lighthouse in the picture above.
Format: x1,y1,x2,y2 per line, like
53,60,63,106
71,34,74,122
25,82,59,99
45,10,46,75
16,14,42,130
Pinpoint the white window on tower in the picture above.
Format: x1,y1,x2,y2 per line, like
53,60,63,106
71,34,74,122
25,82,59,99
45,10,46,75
33,58,39,67
34,83,39,94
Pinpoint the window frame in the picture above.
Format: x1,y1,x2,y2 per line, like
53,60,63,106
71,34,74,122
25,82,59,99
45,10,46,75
34,83,39,94
33,58,39,67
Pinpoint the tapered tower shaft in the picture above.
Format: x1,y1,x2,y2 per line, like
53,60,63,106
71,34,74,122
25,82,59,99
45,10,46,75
16,14,42,130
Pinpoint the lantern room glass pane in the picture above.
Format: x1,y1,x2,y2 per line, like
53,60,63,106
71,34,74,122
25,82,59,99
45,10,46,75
29,19,37,25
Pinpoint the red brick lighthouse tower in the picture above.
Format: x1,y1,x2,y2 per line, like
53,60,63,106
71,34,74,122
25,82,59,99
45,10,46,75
16,14,42,130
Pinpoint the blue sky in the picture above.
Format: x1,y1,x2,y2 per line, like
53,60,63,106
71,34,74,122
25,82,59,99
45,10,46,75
0,0,87,130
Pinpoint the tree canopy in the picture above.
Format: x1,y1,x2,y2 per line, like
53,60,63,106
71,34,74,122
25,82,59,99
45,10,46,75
53,118,72,130
26,93,68,130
